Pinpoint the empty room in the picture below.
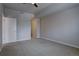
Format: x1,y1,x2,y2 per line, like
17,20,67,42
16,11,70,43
0,3,79,56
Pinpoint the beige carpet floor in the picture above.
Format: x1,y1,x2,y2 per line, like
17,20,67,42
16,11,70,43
0,38,79,56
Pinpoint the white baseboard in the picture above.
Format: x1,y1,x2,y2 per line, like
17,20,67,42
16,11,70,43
17,39,31,42
2,38,31,44
2,39,31,47
40,37,79,48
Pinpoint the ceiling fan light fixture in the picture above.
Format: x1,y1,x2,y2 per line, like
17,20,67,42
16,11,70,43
22,3,39,8
34,3,38,7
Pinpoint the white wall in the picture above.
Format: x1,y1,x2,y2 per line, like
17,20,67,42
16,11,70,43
17,13,33,41
36,18,40,38
2,17,17,44
40,6,79,48
4,8,34,43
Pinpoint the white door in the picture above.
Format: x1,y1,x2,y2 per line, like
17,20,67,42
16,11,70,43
3,17,16,44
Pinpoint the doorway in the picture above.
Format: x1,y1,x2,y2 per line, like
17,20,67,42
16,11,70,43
31,18,37,39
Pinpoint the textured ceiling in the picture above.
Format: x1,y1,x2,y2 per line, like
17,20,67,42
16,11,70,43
3,3,79,18
35,3,79,17
3,3,51,14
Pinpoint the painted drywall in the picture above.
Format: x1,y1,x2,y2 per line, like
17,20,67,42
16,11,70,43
0,4,3,51
2,17,17,44
4,8,40,43
4,8,35,43
3,8,19,44
40,6,79,48
17,13,33,41
36,18,40,38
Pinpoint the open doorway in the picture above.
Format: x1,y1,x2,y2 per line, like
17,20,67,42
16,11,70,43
31,17,40,39
31,18,37,39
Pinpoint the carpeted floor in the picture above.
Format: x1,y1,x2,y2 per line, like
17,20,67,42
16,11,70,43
0,38,79,56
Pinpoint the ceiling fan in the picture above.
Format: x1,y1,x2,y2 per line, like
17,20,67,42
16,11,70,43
33,3,38,7
23,3,39,8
